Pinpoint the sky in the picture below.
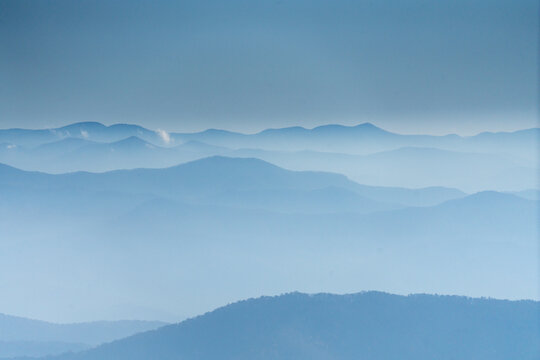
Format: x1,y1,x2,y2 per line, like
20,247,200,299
0,0,538,135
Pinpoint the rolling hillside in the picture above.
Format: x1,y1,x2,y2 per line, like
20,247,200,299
45,292,540,360
0,314,165,358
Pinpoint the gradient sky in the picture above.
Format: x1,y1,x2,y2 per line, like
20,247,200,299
0,0,538,135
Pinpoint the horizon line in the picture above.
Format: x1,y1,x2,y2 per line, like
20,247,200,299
1,120,538,138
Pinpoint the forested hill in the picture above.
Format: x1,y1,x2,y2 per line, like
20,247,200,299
50,292,540,360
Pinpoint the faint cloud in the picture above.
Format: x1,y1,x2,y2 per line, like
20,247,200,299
156,129,171,144
51,129,70,138
81,130,89,138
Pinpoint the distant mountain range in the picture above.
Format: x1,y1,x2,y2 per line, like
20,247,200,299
226,146,535,191
0,313,165,359
0,122,536,191
0,157,536,322
0,156,465,210
12,120,528,155
34,292,540,360
2,121,537,156
174,123,539,161
0,122,165,148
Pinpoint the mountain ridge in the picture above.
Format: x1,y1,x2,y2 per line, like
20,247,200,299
0,156,466,207
0,313,166,359
2,121,538,146
40,291,540,360
0,123,536,191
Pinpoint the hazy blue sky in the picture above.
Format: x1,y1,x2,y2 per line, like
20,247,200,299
0,0,538,134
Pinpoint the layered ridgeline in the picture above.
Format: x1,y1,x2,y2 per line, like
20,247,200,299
1,122,537,156
0,314,165,359
35,292,540,360
0,122,537,191
0,157,537,323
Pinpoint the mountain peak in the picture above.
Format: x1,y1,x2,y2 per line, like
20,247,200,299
356,122,378,128
108,123,146,130
197,129,242,136
173,155,279,171
258,126,307,135
353,122,389,132
111,136,155,149
58,122,107,131
310,122,388,134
